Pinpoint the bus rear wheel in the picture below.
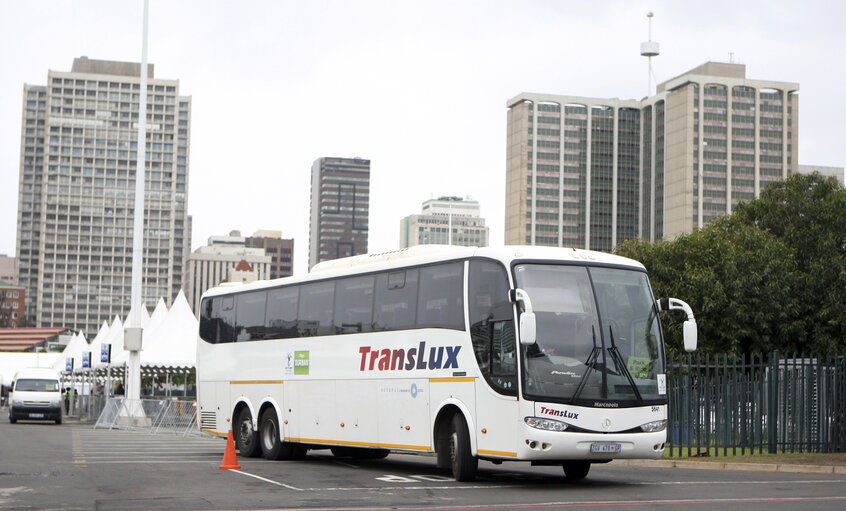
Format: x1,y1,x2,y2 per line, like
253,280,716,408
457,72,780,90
235,407,262,458
448,413,477,482
562,461,590,479
259,408,306,460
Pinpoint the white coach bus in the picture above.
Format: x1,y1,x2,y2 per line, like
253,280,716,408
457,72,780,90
196,245,696,481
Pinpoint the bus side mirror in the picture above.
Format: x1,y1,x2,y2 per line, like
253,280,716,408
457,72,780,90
509,288,537,345
519,312,536,346
658,297,697,352
683,320,697,352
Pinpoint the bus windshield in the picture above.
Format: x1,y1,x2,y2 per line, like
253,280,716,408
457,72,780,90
514,264,665,406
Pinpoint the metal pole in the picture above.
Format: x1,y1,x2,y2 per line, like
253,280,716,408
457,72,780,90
126,0,149,406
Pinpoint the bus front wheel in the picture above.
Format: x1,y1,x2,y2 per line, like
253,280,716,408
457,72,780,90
448,413,478,482
235,407,262,458
562,461,590,479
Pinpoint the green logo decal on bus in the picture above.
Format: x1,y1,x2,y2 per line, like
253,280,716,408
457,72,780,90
294,351,310,375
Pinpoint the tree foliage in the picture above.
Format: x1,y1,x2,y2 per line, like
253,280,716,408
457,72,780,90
616,216,802,355
616,172,846,355
732,172,846,353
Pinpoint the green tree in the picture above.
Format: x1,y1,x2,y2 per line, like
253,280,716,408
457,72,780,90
615,215,802,356
732,172,846,353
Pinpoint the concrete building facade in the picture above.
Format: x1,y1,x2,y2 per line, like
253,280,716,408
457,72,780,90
245,230,294,279
0,255,15,285
185,230,272,316
505,62,799,250
798,164,844,186
308,157,370,270
14,57,192,334
400,197,489,248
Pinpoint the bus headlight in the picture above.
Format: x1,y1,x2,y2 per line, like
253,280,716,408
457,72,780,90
525,417,569,432
639,420,667,433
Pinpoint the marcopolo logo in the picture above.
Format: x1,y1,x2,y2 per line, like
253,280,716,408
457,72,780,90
294,351,310,375
359,341,461,372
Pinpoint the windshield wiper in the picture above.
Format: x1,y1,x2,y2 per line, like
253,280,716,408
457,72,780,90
607,326,643,403
570,325,601,404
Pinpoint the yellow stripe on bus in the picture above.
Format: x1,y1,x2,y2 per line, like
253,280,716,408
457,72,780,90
201,429,229,437
229,380,285,385
285,437,430,451
429,377,476,383
478,449,517,457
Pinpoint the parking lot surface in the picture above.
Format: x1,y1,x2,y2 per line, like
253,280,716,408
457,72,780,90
2,417,846,510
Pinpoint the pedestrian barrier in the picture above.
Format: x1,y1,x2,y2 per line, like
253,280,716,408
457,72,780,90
93,397,211,437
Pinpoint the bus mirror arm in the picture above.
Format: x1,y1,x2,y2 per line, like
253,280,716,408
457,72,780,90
657,298,697,352
510,288,537,345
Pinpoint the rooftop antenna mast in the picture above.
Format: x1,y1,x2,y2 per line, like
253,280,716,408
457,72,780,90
640,12,660,96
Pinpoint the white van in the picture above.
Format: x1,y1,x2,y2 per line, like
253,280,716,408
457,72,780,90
8,368,63,424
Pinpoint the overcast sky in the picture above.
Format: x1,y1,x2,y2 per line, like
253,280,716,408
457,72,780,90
1,0,843,275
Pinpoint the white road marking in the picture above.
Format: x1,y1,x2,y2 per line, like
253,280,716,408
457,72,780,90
230,469,304,491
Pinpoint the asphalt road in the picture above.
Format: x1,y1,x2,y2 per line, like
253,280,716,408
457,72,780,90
2,415,846,511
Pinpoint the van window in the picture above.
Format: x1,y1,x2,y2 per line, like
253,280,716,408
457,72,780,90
15,379,60,392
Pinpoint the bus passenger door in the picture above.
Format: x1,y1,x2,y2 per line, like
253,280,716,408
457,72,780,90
469,260,520,459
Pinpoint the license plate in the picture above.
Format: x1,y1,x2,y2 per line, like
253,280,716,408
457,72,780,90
590,443,621,454
29,413,44,418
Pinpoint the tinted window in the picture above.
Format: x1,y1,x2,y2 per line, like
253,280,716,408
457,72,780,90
235,291,267,341
299,281,334,336
417,262,464,330
200,296,236,343
469,260,516,394
266,287,298,339
373,269,418,330
334,275,374,334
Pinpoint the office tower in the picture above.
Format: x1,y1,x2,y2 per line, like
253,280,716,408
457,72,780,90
308,157,370,269
15,57,192,334
245,230,294,278
185,230,272,316
399,197,489,248
798,165,844,186
505,62,799,250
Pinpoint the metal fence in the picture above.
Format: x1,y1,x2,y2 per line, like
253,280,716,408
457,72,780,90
667,351,846,456
93,397,209,437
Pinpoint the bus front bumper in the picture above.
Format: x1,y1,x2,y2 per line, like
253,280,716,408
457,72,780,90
515,428,667,461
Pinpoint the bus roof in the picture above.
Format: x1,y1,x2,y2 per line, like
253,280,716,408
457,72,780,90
200,245,645,299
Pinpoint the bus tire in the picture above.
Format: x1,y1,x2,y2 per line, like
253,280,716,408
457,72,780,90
235,407,262,458
449,413,477,482
259,408,293,460
562,461,590,479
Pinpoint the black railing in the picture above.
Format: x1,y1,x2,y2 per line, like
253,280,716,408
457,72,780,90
667,351,846,456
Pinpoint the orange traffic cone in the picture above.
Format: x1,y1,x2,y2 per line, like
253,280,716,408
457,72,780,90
219,430,242,470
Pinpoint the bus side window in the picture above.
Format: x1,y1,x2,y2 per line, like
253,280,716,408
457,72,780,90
373,270,418,331
266,286,299,339
469,260,517,395
417,262,464,330
298,281,335,337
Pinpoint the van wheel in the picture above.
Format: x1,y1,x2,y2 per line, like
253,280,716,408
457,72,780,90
448,413,477,481
563,461,590,479
55,416,62,425
235,407,261,458
9,416,16,424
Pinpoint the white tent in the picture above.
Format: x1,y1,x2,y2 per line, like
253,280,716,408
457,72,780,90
53,330,89,372
142,290,197,367
88,321,110,368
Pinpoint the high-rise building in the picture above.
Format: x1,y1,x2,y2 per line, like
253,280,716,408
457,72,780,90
308,157,370,270
798,164,844,186
400,197,489,248
505,62,799,250
15,57,192,334
185,230,272,316
245,230,294,278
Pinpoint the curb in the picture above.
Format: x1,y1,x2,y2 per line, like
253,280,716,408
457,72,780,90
612,459,846,475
